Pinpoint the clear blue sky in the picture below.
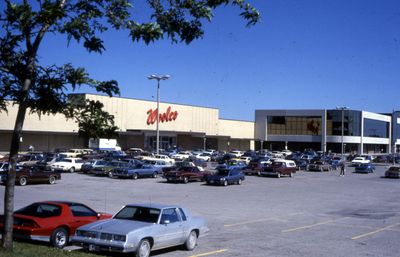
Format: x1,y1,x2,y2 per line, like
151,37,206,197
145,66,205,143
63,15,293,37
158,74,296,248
37,0,400,121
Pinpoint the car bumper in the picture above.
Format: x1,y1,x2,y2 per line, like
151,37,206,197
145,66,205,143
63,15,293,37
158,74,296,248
72,237,135,253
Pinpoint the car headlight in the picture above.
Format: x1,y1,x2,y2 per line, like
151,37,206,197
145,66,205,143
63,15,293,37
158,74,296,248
220,178,225,181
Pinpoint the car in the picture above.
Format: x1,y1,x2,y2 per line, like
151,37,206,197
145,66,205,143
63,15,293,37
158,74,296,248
80,159,109,174
351,157,371,166
112,163,160,179
205,168,245,186
385,166,400,178
307,160,332,172
50,158,84,173
260,160,297,178
142,154,175,165
0,201,112,248
354,163,375,173
91,160,130,177
228,150,244,158
72,203,208,257
163,166,210,183
171,151,192,161
0,164,61,186
59,149,85,158
194,153,212,162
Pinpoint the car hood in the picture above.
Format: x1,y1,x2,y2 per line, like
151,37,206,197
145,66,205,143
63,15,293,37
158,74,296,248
77,218,154,234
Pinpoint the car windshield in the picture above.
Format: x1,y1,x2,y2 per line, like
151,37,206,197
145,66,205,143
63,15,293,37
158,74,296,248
114,206,160,223
15,203,61,218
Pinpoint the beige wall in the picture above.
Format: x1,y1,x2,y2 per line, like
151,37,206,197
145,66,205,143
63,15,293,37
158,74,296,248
85,94,219,135
217,119,254,139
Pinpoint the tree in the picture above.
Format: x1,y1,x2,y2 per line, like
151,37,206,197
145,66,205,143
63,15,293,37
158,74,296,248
0,0,259,250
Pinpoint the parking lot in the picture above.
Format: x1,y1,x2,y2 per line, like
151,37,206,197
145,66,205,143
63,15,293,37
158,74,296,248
1,164,400,257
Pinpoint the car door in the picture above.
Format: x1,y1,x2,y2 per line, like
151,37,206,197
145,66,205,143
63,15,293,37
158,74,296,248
28,167,48,183
155,208,184,248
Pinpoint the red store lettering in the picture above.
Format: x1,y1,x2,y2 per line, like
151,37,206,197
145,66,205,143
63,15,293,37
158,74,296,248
147,106,178,125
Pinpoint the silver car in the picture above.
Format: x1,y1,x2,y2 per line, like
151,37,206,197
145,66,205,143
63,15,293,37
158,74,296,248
72,203,208,257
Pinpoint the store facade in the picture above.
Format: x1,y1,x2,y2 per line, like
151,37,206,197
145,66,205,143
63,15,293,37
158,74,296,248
255,109,392,154
0,94,254,152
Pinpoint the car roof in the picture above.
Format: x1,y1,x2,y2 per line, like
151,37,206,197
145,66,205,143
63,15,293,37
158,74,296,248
124,203,180,210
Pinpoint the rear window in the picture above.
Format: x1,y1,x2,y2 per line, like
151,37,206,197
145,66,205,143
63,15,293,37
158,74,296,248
15,203,61,218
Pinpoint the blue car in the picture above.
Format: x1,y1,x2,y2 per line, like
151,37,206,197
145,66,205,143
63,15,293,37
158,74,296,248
354,163,375,173
112,164,160,179
205,168,245,186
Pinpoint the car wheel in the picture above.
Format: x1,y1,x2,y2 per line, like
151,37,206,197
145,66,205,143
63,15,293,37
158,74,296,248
48,176,56,184
183,176,189,184
19,177,27,186
152,172,158,178
257,171,261,176
223,180,228,186
136,239,151,257
69,167,75,173
132,173,138,180
277,173,281,178
50,227,68,249
289,172,293,178
184,230,198,251
237,179,242,185
108,171,114,178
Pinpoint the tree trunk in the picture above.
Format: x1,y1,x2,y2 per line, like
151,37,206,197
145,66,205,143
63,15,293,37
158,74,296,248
2,90,30,250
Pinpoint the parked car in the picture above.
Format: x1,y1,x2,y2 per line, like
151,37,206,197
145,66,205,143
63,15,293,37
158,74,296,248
194,153,212,162
163,166,210,183
80,159,109,174
171,151,192,161
0,201,111,248
354,163,375,173
112,163,160,179
260,160,297,178
50,158,84,173
91,160,130,177
18,154,44,166
228,150,244,157
142,154,175,165
307,160,331,172
351,157,371,166
72,203,208,257
205,168,245,186
385,166,400,178
0,164,61,186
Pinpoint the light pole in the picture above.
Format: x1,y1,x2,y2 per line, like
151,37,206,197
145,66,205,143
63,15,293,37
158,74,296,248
336,107,349,157
148,74,170,154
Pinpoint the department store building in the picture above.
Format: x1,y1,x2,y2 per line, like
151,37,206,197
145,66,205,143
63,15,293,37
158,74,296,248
0,94,254,152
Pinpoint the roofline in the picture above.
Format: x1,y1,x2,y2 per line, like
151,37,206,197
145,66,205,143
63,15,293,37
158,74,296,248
69,93,219,111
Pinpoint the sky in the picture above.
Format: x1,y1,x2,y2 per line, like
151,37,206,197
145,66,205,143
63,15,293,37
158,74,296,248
33,0,400,121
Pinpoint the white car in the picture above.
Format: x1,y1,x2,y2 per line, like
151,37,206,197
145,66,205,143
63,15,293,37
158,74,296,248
194,153,211,162
239,156,252,165
59,149,85,158
50,158,84,172
228,150,244,157
143,154,175,165
172,151,192,161
351,157,371,165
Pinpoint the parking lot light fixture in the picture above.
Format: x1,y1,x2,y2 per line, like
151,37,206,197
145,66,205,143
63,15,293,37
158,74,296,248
148,74,170,154
336,107,349,157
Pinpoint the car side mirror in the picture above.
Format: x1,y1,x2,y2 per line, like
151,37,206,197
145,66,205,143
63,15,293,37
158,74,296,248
161,220,170,225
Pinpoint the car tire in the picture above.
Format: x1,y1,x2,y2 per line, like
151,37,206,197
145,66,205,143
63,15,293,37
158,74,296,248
132,173,138,180
108,171,114,178
50,227,69,249
48,176,56,184
223,180,228,186
237,179,242,185
19,177,27,186
136,239,151,257
183,176,189,184
184,230,198,251
69,167,75,173
152,172,158,178
277,173,281,178
289,172,293,178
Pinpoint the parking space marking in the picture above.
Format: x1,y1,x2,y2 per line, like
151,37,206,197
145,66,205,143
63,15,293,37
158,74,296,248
351,222,400,240
224,213,301,228
282,217,350,233
188,249,227,257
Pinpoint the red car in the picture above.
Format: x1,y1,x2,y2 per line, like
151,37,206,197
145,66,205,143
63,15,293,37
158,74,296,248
0,201,112,248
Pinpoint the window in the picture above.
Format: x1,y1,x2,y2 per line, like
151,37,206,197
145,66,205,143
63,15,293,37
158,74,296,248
161,208,180,224
267,116,322,135
179,208,187,221
70,204,96,217
15,203,61,218
326,110,361,136
363,118,389,138
114,206,160,223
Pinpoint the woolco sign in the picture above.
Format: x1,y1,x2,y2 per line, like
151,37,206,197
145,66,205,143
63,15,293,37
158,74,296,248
147,106,178,125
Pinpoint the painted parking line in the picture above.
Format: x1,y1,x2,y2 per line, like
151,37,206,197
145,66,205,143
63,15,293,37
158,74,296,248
282,217,350,233
188,249,228,257
351,222,400,240
224,213,302,228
